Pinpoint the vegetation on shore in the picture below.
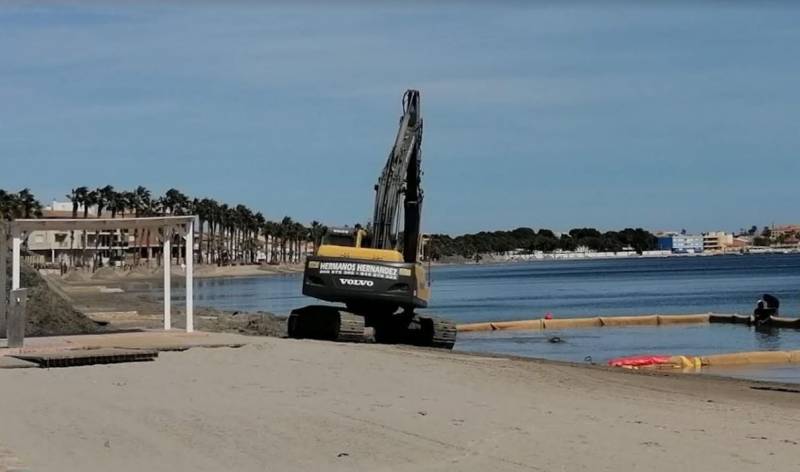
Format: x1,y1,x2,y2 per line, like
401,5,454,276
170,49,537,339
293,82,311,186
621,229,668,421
4,187,792,265
0,188,43,219
428,227,658,259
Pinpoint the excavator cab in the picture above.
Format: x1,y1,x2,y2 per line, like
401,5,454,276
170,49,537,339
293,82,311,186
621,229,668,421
320,227,366,248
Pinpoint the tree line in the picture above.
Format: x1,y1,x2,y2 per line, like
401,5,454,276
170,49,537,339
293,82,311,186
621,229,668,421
0,188,43,220
2,187,666,264
428,227,658,259
2,186,327,267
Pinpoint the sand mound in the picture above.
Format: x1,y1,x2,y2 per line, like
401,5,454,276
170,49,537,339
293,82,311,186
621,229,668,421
125,266,159,278
90,266,121,280
7,264,104,337
62,270,91,283
199,312,287,337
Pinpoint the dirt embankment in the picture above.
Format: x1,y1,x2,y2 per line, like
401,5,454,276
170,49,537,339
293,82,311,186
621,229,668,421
37,265,289,337
4,263,104,337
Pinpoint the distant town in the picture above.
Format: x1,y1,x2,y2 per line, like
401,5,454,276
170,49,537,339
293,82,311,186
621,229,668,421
429,225,800,263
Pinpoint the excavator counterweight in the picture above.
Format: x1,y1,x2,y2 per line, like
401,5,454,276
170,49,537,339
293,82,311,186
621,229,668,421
288,90,456,349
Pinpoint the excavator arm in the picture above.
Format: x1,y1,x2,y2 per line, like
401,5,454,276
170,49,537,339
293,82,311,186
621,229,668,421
370,90,423,263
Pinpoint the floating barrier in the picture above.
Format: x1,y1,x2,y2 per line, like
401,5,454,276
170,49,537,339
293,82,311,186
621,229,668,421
608,355,671,368
599,315,659,327
457,313,800,333
709,314,751,324
608,350,800,370
543,318,601,329
457,313,712,332
656,314,711,325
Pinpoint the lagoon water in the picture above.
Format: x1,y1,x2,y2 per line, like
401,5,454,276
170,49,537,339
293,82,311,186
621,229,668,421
179,253,800,383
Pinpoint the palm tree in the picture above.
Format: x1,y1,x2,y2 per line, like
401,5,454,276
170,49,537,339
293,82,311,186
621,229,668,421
17,188,42,218
194,198,212,264
234,205,253,263
89,186,115,268
131,186,152,266
218,203,229,265
83,189,98,218
66,187,85,267
162,188,190,215
253,212,265,263
80,189,99,267
279,217,294,263
293,222,309,263
205,199,220,264
310,220,327,253
262,220,278,264
0,190,23,220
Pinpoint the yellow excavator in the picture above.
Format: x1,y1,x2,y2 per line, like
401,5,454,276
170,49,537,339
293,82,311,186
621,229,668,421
288,90,456,349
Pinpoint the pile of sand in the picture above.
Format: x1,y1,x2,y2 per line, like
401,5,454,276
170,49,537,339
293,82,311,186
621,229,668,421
125,266,160,278
62,270,91,283
89,266,116,279
197,311,287,337
7,264,104,337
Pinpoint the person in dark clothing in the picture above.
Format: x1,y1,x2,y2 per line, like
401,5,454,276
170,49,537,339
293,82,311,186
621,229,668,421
752,294,779,326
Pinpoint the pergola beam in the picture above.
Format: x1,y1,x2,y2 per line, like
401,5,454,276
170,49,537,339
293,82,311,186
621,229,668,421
10,216,194,232
0,223,7,331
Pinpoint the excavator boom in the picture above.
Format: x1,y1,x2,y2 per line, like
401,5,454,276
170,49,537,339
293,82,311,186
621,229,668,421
371,90,423,263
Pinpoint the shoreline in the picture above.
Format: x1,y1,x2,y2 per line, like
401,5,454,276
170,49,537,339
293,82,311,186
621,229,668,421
437,248,800,266
54,262,304,284
2,335,799,471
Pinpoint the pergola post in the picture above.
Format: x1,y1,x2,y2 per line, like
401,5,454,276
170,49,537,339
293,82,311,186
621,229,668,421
11,231,21,290
185,220,194,333
163,227,172,330
0,223,7,331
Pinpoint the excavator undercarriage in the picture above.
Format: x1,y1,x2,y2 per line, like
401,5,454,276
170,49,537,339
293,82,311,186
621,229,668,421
288,305,456,349
288,90,457,349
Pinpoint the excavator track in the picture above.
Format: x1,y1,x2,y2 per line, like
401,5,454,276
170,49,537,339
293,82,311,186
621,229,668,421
289,306,456,349
420,316,457,350
369,312,457,349
288,305,365,343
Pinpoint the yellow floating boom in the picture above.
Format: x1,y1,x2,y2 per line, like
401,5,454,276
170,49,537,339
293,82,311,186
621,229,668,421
457,313,800,333
457,314,713,332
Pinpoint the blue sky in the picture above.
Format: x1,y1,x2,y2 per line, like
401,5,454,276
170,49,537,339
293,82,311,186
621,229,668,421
1,2,798,234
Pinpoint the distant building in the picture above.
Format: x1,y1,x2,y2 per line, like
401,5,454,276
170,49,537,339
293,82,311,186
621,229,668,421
24,201,174,267
703,232,734,252
771,224,800,238
656,233,703,254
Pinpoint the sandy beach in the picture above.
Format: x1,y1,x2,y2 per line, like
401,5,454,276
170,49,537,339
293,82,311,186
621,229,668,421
1,335,798,471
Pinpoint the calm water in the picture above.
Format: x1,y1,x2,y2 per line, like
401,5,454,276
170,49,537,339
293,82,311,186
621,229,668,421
171,254,800,383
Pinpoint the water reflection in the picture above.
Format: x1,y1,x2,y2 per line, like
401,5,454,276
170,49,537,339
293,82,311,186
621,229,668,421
753,325,782,350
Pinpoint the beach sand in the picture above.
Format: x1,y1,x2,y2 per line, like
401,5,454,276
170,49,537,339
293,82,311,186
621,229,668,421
0,335,798,471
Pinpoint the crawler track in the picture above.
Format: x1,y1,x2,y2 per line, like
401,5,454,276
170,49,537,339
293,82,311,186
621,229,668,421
289,305,456,349
420,316,457,350
288,305,366,343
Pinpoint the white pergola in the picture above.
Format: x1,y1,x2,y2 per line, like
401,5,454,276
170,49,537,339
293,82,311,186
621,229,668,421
0,216,196,333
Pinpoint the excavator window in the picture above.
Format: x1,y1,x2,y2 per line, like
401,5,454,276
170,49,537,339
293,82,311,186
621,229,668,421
323,233,356,247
